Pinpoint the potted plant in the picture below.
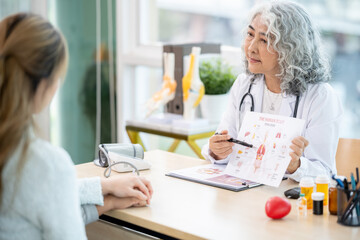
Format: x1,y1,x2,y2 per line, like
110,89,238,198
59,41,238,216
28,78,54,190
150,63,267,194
199,59,237,123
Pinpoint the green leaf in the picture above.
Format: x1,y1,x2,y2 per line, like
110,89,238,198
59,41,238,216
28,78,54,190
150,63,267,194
199,59,236,95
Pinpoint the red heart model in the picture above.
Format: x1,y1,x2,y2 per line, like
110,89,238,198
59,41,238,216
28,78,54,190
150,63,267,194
265,196,291,219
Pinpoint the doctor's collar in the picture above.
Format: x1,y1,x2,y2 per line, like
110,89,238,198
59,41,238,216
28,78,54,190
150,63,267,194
249,74,264,85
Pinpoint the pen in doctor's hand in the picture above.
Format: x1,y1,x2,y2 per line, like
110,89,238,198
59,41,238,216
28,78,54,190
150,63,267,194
228,138,254,148
215,132,254,148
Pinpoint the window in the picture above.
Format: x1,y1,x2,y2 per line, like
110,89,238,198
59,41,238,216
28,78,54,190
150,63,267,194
0,0,30,17
120,0,360,145
48,0,117,164
139,0,251,47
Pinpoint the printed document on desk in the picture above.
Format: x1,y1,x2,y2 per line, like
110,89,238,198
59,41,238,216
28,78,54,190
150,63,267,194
166,164,261,191
224,112,305,187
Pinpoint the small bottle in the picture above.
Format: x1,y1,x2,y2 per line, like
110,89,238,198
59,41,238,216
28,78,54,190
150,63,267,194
299,177,314,209
315,175,329,206
297,193,307,217
328,180,338,215
312,192,325,215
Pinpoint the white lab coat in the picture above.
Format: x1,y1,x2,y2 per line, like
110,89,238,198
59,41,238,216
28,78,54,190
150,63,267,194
201,73,343,182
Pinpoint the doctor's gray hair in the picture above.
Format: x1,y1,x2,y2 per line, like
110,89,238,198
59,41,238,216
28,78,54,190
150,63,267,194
243,1,330,96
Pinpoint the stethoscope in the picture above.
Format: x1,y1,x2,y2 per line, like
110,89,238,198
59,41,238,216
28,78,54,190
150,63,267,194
239,78,300,118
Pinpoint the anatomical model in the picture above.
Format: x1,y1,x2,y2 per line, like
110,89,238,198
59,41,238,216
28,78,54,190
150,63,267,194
146,52,177,117
254,132,268,172
182,47,205,120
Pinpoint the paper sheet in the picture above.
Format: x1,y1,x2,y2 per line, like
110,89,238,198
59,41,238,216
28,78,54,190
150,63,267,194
224,112,305,187
166,164,261,191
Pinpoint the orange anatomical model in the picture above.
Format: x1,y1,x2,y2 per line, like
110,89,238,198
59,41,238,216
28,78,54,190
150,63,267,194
254,133,268,172
146,52,177,117
182,47,205,120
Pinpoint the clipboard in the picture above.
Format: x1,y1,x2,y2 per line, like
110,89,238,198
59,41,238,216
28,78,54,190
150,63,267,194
166,164,262,192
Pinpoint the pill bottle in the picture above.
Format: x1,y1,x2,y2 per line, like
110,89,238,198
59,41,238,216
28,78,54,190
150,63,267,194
328,180,338,215
299,177,314,209
315,175,329,206
297,193,307,217
312,192,325,215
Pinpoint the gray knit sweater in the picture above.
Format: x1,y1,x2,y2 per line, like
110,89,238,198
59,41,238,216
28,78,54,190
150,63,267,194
0,135,103,239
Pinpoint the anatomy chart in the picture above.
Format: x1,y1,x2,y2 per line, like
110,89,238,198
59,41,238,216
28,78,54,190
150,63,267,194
224,112,305,187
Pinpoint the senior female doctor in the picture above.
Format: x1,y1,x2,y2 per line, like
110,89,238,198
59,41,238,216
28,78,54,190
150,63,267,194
201,1,343,182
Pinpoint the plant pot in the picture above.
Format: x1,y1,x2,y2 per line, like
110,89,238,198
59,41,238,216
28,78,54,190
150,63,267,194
200,93,229,123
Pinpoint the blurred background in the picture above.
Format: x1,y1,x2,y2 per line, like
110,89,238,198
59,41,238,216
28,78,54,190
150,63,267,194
1,0,359,164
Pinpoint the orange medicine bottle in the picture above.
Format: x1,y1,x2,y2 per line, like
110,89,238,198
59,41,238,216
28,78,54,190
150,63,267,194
315,175,329,206
328,180,338,215
299,177,314,209
297,193,307,217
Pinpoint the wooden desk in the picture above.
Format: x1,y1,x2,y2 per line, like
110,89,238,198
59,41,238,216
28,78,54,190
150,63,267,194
77,150,359,240
125,120,216,159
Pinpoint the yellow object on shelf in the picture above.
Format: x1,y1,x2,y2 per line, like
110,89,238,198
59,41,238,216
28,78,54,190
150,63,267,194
182,54,194,102
182,47,205,120
193,85,204,107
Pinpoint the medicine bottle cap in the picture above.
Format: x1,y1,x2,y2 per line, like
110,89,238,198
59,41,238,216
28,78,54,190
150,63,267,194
329,179,338,188
311,192,325,201
315,175,330,184
299,177,314,187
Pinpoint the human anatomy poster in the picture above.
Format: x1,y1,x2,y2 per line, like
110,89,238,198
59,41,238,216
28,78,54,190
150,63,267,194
224,112,305,187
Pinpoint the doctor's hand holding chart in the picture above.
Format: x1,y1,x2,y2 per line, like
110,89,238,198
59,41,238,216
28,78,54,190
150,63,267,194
224,112,305,187
201,1,343,183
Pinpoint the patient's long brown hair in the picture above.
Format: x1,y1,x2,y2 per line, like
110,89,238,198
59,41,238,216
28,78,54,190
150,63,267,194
0,13,68,202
